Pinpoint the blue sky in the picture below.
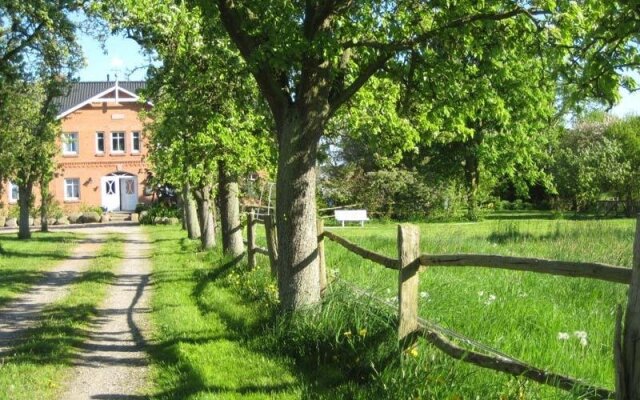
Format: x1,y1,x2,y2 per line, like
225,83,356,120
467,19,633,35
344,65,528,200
77,31,149,82
76,31,640,117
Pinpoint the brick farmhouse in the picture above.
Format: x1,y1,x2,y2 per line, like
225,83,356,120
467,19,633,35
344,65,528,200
2,81,153,212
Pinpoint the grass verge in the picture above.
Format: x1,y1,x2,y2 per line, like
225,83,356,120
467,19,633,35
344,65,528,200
0,234,123,400
0,232,77,307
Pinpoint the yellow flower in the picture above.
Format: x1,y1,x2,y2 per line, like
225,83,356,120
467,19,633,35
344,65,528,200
343,330,352,338
359,328,367,337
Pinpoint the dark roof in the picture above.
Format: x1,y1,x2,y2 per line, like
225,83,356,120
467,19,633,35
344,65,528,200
56,81,146,116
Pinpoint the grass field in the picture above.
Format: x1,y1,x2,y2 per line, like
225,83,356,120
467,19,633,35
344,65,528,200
0,235,123,400
0,232,77,308
321,217,635,397
144,216,636,399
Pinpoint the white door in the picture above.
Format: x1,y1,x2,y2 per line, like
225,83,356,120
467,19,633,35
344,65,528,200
101,176,120,211
120,177,138,211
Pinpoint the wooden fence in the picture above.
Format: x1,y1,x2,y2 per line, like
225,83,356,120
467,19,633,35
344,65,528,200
245,210,640,400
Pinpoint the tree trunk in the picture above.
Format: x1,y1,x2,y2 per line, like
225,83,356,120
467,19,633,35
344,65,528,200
194,185,216,250
275,118,321,310
218,162,244,257
183,183,201,239
17,182,33,240
464,152,480,221
40,178,49,233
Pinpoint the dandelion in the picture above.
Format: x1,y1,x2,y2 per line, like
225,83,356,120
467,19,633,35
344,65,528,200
484,294,497,305
574,331,588,347
343,330,352,338
557,332,570,340
359,328,367,337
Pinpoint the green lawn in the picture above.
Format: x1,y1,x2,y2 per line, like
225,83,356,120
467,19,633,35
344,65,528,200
0,232,77,307
0,235,123,400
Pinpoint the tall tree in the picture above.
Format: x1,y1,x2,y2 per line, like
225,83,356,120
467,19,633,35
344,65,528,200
205,1,576,309
1,79,63,239
97,0,274,252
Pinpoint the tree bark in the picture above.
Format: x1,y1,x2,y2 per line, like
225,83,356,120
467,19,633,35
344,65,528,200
464,152,480,221
218,162,244,257
194,185,216,250
183,183,201,239
40,178,49,233
275,117,322,310
17,182,33,240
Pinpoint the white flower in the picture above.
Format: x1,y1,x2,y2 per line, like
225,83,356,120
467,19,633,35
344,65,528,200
478,291,485,297
484,294,497,305
420,291,429,299
517,292,528,298
557,332,570,340
574,331,588,347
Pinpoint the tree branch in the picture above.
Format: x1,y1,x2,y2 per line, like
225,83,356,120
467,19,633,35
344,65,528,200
215,0,292,129
328,51,393,115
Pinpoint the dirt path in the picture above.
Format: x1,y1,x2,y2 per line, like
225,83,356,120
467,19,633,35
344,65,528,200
0,234,105,355
60,225,153,399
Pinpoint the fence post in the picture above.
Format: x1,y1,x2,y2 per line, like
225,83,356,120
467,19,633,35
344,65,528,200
618,215,640,399
317,218,327,294
397,224,420,344
247,211,256,270
264,214,279,278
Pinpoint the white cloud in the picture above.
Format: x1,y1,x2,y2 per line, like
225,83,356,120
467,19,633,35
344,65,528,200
110,56,124,68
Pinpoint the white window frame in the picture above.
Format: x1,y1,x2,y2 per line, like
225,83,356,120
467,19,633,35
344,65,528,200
64,178,80,201
96,132,105,154
62,132,79,155
131,131,140,154
8,181,19,203
111,132,125,153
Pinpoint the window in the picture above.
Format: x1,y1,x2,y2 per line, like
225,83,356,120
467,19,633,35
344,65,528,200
111,132,125,153
96,132,105,153
64,178,80,200
62,133,78,155
131,132,140,153
9,182,19,203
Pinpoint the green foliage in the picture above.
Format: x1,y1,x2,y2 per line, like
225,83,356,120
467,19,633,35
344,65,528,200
79,204,104,216
551,114,631,211
139,203,180,224
96,0,275,195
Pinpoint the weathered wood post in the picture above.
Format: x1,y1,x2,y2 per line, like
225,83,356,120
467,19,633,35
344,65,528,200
317,218,327,294
397,224,420,344
264,214,279,278
617,215,640,400
247,211,256,270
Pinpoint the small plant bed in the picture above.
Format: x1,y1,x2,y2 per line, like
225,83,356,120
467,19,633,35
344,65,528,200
0,235,123,400
0,232,77,308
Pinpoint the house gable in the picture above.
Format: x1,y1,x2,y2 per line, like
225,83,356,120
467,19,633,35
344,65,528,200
56,81,147,120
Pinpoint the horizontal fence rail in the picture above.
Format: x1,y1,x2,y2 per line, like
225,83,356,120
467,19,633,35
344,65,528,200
322,231,398,269
420,254,631,284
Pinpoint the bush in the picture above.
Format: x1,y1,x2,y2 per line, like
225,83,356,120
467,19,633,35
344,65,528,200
139,203,180,225
80,204,104,216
